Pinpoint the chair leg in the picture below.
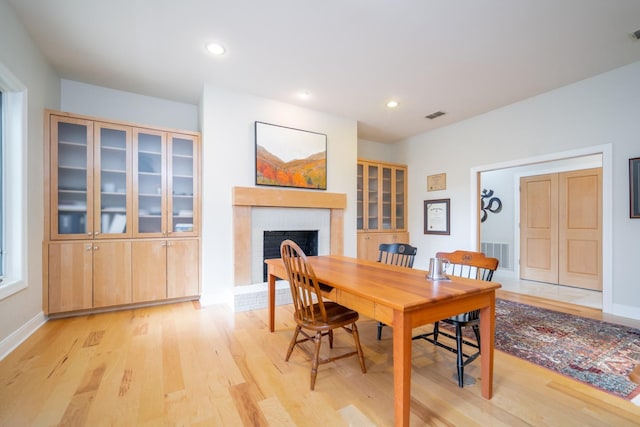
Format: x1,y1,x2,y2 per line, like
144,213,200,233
351,322,367,373
472,325,481,353
432,321,440,344
455,323,464,388
285,325,301,361
377,322,384,340
310,331,323,390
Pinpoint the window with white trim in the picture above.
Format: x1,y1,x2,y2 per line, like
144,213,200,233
0,63,27,300
1,91,4,279
0,91,4,279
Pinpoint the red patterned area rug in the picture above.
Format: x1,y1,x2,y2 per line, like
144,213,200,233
493,299,640,400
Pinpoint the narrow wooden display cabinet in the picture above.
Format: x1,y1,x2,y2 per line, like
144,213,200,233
356,159,409,261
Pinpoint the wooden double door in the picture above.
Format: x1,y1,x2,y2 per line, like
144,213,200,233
520,168,602,291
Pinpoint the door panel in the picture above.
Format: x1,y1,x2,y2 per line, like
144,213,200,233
520,168,602,291
132,240,167,302
167,239,199,298
558,168,602,290
93,241,132,307
520,174,558,283
48,242,93,312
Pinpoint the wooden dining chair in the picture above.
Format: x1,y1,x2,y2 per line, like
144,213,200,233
280,240,366,390
376,243,418,340
413,250,499,387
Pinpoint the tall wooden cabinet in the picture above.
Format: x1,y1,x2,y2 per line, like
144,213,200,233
44,110,201,315
357,159,409,261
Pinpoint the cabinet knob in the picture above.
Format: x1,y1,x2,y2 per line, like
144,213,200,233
87,232,93,236
93,245,99,250
86,245,92,251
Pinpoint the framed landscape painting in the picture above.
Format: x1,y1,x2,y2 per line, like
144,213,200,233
255,121,327,190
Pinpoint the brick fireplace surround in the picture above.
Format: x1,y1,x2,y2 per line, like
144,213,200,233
232,186,347,286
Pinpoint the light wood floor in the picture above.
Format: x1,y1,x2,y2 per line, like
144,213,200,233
1,291,639,426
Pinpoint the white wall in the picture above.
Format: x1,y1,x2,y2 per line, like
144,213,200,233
0,0,59,351
401,61,640,318
61,80,199,132
200,85,358,304
358,138,403,163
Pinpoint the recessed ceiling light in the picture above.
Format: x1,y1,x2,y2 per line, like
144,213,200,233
206,42,226,56
386,100,399,108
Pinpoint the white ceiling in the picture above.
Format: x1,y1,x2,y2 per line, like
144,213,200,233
8,0,640,143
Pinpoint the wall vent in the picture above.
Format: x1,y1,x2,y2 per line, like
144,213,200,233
425,111,446,120
481,242,510,270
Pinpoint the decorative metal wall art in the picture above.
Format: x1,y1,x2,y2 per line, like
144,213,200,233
480,189,502,222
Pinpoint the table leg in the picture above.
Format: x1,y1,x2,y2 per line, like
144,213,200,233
268,269,276,332
392,309,411,426
479,293,495,399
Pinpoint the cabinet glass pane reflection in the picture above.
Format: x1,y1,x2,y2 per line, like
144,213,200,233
137,132,163,234
57,122,88,235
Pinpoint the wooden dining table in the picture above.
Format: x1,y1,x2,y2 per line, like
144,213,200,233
265,255,501,427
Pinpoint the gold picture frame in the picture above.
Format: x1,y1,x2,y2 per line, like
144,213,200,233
427,173,446,191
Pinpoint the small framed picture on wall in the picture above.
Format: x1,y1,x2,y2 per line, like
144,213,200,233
630,157,640,218
424,199,450,235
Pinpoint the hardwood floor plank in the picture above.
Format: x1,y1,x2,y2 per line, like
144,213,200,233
230,382,269,427
1,294,640,426
258,396,298,426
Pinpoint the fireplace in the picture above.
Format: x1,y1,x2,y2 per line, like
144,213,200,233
232,186,346,287
231,187,346,311
251,207,328,283
262,230,318,281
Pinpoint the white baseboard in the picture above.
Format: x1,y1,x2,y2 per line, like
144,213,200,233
609,303,640,321
0,311,47,361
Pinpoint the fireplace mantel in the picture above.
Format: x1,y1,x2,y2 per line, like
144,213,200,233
232,186,346,285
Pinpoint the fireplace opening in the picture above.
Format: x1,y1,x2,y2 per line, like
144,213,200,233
263,230,318,282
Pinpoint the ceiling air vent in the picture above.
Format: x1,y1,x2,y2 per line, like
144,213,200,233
425,111,446,120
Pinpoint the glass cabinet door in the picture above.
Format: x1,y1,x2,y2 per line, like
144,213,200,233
381,166,392,229
168,133,198,236
366,164,379,230
95,123,131,238
134,129,166,237
356,163,364,230
51,116,94,239
394,167,406,230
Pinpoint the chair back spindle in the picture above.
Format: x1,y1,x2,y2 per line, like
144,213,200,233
437,250,498,281
377,243,417,268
